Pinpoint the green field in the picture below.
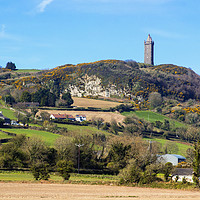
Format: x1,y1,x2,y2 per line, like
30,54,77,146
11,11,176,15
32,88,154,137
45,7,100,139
0,128,61,146
16,69,41,73
0,108,17,120
0,131,12,139
0,171,118,183
122,111,186,128
57,124,112,136
0,171,62,181
144,137,191,157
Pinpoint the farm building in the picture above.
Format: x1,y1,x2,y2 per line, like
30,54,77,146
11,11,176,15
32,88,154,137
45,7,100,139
50,114,75,121
15,102,39,108
158,154,186,166
172,168,193,183
75,115,86,122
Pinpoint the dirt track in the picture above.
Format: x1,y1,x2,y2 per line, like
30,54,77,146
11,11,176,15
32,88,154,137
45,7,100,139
0,183,200,200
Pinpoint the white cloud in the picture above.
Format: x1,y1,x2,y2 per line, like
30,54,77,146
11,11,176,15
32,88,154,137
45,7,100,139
37,0,54,13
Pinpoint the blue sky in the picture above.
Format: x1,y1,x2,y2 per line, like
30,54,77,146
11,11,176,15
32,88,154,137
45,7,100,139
1,0,200,74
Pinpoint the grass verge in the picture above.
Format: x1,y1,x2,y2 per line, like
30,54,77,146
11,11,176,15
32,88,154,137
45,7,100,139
0,171,196,190
0,171,118,184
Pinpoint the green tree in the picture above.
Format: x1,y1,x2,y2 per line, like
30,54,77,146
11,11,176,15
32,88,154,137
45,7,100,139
96,118,104,130
124,124,140,136
107,141,131,174
163,162,174,182
6,62,16,70
30,107,38,118
55,137,76,163
73,135,98,169
148,92,163,109
20,115,29,126
140,163,162,184
24,137,51,165
162,119,170,131
110,120,120,135
61,92,74,107
57,160,74,180
193,140,200,188
4,95,15,105
0,118,4,127
0,135,28,168
32,89,57,107
31,163,50,180
119,159,142,184
20,91,31,102
186,148,194,164
40,111,50,121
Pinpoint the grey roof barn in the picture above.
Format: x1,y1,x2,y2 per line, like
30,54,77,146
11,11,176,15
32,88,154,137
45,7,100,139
158,154,186,166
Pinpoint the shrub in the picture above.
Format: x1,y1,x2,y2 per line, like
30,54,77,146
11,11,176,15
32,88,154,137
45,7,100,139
119,159,142,184
31,163,50,180
57,160,74,180
163,162,174,182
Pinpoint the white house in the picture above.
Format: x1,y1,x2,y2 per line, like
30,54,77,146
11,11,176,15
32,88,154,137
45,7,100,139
172,168,193,183
158,154,186,166
75,115,86,122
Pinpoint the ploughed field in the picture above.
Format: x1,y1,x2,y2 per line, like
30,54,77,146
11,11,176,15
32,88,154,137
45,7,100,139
72,97,122,108
39,110,125,123
0,183,200,200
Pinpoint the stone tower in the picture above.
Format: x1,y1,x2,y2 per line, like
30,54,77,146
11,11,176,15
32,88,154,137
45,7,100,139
144,34,154,65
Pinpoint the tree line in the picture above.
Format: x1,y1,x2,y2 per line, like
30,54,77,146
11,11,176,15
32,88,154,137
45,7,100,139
4,89,73,108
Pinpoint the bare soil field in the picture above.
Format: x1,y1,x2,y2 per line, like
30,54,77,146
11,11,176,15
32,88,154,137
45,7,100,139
40,110,125,123
0,183,200,200
72,97,122,108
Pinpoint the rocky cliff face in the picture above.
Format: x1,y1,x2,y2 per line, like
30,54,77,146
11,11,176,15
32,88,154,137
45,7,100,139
67,74,124,98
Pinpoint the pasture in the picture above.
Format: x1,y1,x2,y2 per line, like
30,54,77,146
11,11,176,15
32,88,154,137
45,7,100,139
0,171,118,183
0,107,17,120
123,111,187,128
0,128,60,146
144,137,191,157
0,131,12,139
16,69,41,73
57,123,112,136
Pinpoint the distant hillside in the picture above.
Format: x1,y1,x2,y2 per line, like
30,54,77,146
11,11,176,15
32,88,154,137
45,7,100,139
1,60,200,102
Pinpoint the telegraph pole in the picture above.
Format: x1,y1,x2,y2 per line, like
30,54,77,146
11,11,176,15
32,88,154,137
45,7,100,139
75,143,84,174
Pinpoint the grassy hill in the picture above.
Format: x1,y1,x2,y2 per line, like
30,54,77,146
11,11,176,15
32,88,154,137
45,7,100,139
0,60,200,102
0,128,60,146
122,110,187,128
144,137,191,157
0,108,17,120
